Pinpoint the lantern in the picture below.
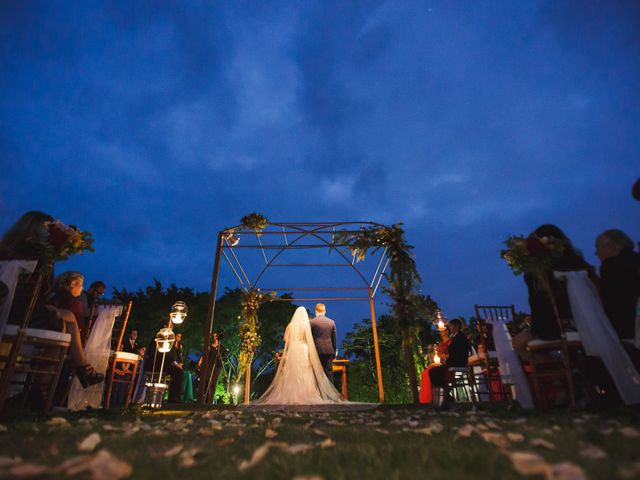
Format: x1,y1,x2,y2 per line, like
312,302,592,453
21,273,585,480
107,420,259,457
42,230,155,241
155,328,175,353
169,301,188,325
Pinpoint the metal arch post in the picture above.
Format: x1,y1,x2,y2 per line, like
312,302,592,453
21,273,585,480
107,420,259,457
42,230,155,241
369,287,385,403
198,231,224,404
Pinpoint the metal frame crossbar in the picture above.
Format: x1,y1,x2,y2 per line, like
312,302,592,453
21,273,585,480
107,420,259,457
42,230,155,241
198,221,390,404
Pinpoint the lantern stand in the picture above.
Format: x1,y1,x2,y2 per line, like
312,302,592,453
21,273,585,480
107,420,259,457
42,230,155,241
144,302,188,409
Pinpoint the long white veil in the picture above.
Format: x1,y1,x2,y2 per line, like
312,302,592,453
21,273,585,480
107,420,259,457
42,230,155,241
251,306,343,406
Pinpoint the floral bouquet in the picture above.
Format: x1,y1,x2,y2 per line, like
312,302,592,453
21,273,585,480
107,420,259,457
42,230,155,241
500,234,565,279
36,219,95,261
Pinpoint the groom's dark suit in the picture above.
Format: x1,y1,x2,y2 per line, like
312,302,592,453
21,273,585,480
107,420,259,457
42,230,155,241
310,314,337,381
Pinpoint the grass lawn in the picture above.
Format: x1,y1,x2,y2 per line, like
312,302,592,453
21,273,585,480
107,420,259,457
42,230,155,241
1,405,639,479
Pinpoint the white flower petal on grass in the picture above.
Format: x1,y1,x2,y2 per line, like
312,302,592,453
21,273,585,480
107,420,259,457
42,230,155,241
484,420,501,430
318,438,336,449
508,451,550,477
88,449,132,480
8,463,52,477
0,424,7,432
530,438,555,449
480,432,510,449
46,417,69,427
281,443,315,454
178,448,202,468
506,432,525,443
414,422,443,436
619,426,640,438
78,433,101,452
238,443,273,472
578,443,607,460
549,462,587,480
163,445,184,457
456,424,475,438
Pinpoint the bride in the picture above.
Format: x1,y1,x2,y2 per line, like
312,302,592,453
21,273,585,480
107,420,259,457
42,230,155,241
250,306,344,406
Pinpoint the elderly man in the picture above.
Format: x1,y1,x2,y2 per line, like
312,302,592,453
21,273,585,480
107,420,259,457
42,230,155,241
595,229,640,340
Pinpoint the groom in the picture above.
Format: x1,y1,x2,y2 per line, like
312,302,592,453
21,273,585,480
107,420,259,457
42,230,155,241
310,303,337,381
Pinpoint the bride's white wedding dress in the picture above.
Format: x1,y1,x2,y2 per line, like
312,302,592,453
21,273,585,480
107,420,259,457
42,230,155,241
250,307,344,407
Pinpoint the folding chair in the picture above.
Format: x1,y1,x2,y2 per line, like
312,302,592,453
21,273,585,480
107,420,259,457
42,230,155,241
0,272,70,413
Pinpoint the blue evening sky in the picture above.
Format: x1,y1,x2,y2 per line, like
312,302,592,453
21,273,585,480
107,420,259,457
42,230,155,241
1,1,639,339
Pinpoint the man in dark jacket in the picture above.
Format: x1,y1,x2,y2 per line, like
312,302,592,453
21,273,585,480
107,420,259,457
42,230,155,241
596,229,640,340
310,303,337,381
429,319,470,404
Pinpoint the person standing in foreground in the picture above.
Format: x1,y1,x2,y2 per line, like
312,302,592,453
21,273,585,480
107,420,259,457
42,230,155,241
310,303,337,381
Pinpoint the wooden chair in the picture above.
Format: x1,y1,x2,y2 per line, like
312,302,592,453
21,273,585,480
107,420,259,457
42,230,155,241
0,272,71,413
473,305,516,404
99,301,138,409
524,270,596,408
448,367,479,405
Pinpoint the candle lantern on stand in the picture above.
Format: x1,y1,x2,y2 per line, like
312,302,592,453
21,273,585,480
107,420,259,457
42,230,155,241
143,302,187,410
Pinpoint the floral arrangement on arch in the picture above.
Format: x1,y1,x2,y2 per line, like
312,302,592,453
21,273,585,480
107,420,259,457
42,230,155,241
239,212,269,235
36,219,94,262
500,234,565,279
236,288,275,381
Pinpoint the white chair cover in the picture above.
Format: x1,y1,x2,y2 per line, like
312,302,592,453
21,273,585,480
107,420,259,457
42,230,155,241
0,260,38,338
67,305,123,411
489,317,534,409
554,271,640,405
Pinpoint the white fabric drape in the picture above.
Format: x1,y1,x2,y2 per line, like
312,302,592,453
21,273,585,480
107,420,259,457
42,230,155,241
554,271,640,405
243,307,376,412
251,307,343,406
0,260,38,338
67,305,122,411
489,318,534,409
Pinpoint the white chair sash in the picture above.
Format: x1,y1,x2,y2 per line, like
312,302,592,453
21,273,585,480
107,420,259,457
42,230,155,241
0,260,38,339
489,317,534,409
554,271,640,405
67,305,123,411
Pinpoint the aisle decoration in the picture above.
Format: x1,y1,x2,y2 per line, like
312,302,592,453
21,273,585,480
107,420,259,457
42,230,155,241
236,288,275,389
36,219,94,263
333,223,430,403
500,234,565,281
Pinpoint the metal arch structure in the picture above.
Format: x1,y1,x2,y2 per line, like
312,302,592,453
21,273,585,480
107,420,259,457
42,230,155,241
198,221,392,405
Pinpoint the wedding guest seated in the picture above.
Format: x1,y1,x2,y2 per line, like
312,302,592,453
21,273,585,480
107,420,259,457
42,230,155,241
52,272,85,332
123,329,140,354
420,326,451,404
0,211,104,388
80,280,106,326
595,229,640,340
512,224,595,360
428,319,470,405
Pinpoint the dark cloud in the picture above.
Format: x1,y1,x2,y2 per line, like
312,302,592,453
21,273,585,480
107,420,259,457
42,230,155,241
1,0,639,327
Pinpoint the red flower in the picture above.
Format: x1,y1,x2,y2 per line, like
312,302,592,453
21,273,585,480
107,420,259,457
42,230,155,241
526,236,547,256
48,223,69,249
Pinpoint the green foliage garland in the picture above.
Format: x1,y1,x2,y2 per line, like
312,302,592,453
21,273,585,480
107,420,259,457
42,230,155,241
236,288,274,382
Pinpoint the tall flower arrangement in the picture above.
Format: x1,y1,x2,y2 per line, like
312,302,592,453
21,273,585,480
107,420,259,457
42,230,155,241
334,223,426,403
236,288,274,386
